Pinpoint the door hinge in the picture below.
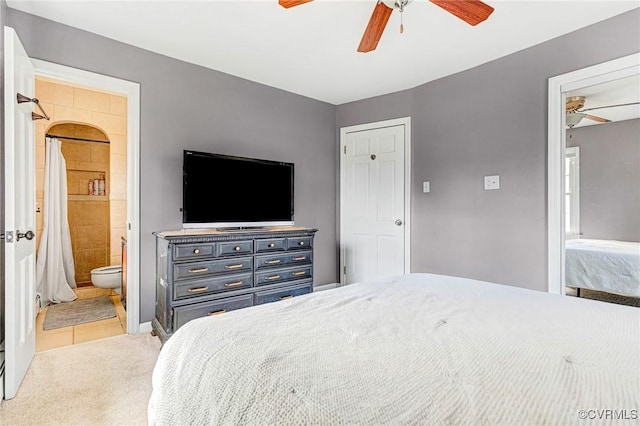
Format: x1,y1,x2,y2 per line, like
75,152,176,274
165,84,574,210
343,265,347,275
343,146,346,154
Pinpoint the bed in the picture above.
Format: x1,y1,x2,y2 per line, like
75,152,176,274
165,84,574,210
149,273,640,425
565,239,640,298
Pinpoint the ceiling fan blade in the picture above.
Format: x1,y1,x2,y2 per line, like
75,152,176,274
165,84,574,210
580,101,640,112
358,2,393,53
279,0,313,8
429,0,494,26
584,114,611,123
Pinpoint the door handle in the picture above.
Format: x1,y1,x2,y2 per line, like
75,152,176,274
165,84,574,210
17,230,35,241
394,219,403,226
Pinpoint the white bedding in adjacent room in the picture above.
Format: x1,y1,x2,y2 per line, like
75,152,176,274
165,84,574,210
149,273,640,425
565,239,640,297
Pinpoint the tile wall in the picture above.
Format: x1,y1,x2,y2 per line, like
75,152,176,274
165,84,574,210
35,78,128,283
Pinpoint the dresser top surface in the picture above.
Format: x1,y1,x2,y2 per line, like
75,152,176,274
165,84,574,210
155,226,317,239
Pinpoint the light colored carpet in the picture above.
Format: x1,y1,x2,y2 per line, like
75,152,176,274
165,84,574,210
44,296,117,330
0,333,161,425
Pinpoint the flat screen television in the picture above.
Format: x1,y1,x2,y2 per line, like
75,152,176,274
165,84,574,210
182,150,294,229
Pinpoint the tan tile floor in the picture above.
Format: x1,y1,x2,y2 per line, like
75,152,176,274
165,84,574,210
36,286,126,352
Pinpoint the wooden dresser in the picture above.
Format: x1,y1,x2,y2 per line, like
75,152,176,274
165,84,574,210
152,226,317,343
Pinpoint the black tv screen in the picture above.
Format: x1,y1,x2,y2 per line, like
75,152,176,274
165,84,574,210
182,150,294,228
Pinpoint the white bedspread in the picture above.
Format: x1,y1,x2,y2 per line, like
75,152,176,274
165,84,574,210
565,239,640,297
149,273,640,425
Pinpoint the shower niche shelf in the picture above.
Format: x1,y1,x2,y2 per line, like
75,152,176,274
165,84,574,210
69,195,108,201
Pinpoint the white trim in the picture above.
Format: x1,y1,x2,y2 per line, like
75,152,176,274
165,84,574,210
138,321,153,333
339,116,412,286
31,59,142,333
547,53,640,295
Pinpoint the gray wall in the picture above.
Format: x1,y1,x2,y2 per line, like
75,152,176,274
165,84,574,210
337,9,640,292
7,9,338,323
1,0,7,347
567,119,640,242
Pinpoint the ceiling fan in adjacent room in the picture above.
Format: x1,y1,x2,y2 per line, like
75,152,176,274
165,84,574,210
565,96,640,128
279,0,495,53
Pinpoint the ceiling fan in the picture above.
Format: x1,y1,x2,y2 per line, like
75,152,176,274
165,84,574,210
565,96,640,128
279,0,495,53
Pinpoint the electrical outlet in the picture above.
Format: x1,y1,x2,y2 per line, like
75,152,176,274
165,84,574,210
484,175,500,190
423,181,430,193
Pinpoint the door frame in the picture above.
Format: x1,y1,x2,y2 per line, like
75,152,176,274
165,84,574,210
339,116,411,286
31,59,142,333
547,53,640,295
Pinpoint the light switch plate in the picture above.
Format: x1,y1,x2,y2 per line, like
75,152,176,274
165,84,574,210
423,181,430,193
484,175,500,190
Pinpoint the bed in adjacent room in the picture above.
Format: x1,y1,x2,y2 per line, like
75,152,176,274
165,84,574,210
565,238,640,298
148,273,639,425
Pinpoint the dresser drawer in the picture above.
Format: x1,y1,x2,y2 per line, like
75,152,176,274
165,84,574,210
174,243,216,260
255,251,313,270
174,272,253,299
255,238,286,253
254,282,312,305
255,266,313,286
174,257,253,280
218,240,253,256
173,294,254,329
287,237,312,250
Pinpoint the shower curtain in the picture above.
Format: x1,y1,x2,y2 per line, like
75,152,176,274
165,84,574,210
36,137,78,305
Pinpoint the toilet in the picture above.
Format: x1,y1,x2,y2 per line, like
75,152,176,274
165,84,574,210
91,265,122,293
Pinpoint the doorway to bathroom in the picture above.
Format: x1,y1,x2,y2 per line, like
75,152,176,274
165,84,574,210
26,60,141,354
33,78,129,351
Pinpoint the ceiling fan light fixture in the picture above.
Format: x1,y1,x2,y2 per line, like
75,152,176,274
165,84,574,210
382,0,413,11
382,0,412,34
566,112,585,128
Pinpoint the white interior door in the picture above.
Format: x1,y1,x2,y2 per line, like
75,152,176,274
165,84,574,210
340,118,410,284
4,26,37,400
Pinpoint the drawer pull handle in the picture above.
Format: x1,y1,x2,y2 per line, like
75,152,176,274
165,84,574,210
265,275,281,281
279,295,293,300
298,241,305,246
224,281,244,287
265,259,281,264
292,271,306,276
187,286,209,293
268,243,275,248
234,246,241,251
208,309,226,316
225,264,244,270
188,268,209,273
193,248,200,254
292,256,306,261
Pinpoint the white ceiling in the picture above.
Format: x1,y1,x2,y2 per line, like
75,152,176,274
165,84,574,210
6,0,640,105
567,74,640,128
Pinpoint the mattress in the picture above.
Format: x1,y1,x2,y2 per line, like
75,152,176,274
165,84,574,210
565,239,640,297
149,273,640,425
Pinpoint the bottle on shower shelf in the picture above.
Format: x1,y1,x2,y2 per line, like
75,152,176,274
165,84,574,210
99,173,106,196
88,179,94,196
93,178,99,196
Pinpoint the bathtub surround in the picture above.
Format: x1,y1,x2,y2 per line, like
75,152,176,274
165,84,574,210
35,137,77,306
34,78,129,284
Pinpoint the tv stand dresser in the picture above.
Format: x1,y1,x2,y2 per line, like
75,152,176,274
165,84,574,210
152,226,317,343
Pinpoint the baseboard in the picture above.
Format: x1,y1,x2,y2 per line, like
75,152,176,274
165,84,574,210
138,321,153,333
314,283,338,292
